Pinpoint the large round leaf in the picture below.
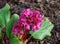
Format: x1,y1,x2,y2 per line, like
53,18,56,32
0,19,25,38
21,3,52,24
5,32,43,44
6,14,21,44
6,14,19,38
0,4,10,27
30,20,54,40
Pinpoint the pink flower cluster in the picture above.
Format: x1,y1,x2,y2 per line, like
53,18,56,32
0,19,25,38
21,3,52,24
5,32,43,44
12,9,42,35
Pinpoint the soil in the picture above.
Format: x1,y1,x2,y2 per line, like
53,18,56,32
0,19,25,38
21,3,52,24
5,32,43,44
0,0,60,44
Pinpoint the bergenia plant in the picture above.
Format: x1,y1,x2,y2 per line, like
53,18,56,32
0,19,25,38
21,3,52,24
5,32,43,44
0,4,54,44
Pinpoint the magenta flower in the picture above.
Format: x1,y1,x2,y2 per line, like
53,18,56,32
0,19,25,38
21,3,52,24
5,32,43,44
12,9,42,35
12,22,24,35
19,9,42,32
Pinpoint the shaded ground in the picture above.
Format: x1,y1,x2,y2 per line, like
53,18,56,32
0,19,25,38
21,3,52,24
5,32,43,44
0,0,60,44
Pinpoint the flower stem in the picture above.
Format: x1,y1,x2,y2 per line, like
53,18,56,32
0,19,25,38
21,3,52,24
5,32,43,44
22,36,32,44
21,30,29,41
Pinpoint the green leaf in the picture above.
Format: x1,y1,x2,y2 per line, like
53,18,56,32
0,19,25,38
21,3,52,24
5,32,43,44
0,28,2,34
5,10,10,25
6,14,19,38
0,4,10,13
30,20,54,40
0,4,10,27
10,38,21,44
0,15,5,26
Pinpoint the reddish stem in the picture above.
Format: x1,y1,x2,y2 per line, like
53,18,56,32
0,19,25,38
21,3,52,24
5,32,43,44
21,30,29,41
